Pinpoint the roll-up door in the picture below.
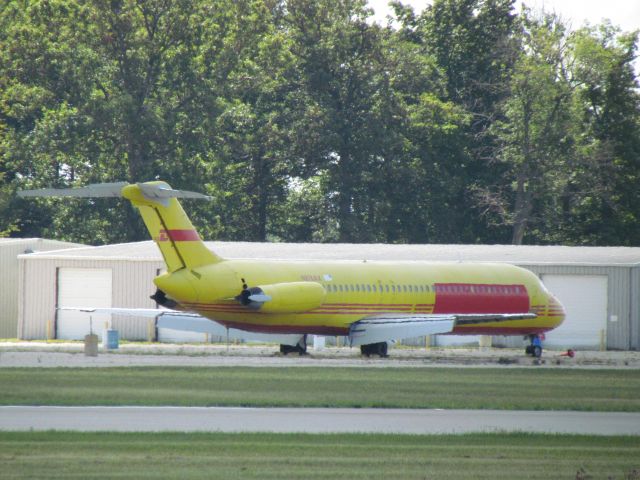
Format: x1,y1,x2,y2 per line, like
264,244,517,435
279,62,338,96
542,275,607,349
57,268,112,340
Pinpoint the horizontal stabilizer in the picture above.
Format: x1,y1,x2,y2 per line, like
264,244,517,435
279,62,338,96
18,181,211,203
18,182,128,198
137,183,211,201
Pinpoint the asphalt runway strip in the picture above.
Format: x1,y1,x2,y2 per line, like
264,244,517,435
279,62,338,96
1,406,640,435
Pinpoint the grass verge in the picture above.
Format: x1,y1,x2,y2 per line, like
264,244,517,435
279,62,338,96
1,431,639,479
1,366,639,411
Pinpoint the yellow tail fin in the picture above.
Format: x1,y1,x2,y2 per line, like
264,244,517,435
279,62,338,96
18,180,220,272
121,182,221,272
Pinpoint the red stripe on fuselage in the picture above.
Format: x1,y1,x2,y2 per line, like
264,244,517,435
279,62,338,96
434,283,529,314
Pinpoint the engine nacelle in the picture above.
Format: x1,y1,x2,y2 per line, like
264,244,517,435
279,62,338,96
249,282,326,313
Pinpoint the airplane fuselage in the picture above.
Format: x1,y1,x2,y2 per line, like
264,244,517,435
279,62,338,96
20,181,566,352
154,259,565,336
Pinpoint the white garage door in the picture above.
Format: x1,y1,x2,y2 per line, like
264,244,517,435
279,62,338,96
542,275,607,349
57,268,112,340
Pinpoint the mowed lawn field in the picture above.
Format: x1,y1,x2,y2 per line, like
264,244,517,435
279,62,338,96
1,431,639,480
1,366,639,411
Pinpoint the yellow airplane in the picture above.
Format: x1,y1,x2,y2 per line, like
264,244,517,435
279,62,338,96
19,181,565,357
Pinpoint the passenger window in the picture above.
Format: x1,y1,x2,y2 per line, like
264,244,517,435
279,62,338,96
367,285,371,292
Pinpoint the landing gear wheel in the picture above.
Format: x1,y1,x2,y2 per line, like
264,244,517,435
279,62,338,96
280,335,308,356
296,335,308,356
360,342,388,358
525,335,543,358
280,344,297,355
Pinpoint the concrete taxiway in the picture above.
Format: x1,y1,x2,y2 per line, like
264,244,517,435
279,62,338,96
1,406,639,435
2,343,640,369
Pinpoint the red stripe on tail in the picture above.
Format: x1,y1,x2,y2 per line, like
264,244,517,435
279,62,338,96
158,229,200,242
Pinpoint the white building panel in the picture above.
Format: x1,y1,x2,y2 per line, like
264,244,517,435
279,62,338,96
57,268,112,340
157,327,210,343
542,275,607,349
434,335,481,347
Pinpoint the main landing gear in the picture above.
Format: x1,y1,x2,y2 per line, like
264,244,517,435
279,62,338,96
525,335,543,358
360,342,388,358
280,335,308,356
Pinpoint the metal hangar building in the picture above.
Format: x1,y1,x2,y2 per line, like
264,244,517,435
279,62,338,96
16,241,640,350
0,238,83,339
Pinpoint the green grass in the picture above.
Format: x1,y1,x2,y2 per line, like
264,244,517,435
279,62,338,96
1,366,639,411
0,431,639,479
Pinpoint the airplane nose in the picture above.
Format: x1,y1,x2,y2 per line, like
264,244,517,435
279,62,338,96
547,294,566,327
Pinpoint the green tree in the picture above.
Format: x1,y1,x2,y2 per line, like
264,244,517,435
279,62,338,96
285,0,398,242
561,24,640,245
478,11,575,244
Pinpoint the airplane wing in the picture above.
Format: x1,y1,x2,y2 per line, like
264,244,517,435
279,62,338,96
58,306,177,317
61,307,535,349
57,307,304,346
348,313,536,346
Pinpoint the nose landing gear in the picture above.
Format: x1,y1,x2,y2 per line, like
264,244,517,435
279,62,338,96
525,335,543,358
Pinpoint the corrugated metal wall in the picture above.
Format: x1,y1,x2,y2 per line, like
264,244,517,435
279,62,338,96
19,257,163,340
18,253,640,350
111,260,164,340
0,242,23,338
631,267,640,350
1,239,80,338
493,265,632,350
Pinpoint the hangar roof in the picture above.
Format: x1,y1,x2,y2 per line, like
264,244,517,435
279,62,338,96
1,237,83,250
23,240,640,267
0,238,43,245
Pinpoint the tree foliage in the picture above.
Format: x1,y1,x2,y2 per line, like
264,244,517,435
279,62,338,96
1,0,638,246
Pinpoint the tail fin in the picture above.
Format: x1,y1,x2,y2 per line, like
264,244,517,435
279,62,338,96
19,181,221,272
121,182,220,271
